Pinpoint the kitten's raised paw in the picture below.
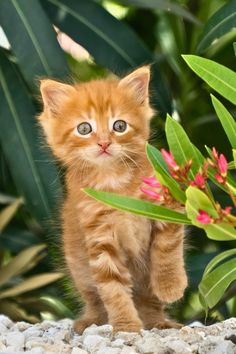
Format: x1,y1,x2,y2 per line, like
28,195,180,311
113,320,143,333
153,272,188,303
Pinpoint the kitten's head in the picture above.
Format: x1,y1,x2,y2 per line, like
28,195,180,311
39,66,153,169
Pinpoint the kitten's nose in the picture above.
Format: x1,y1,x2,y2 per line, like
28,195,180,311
98,141,111,151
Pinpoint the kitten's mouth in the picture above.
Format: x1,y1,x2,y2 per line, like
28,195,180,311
97,150,112,157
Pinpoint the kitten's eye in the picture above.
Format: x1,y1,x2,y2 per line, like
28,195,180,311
113,120,127,133
77,122,92,135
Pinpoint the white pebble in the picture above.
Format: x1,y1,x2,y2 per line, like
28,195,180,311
71,348,88,354
83,324,113,339
0,323,7,333
0,315,13,328
83,334,109,352
111,338,125,348
6,331,24,349
24,328,43,339
96,347,121,354
120,346,139,354
13,321,31,331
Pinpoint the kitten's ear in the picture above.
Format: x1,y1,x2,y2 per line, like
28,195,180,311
118,66,150,105
40,80,75,115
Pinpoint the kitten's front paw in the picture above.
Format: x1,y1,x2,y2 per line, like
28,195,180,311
153,271,188,303
113,320,143,333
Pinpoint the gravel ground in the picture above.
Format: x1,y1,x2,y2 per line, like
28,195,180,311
0,315,236,354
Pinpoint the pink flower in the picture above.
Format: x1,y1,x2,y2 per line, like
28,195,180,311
140,187,164,201
197,210,213,224
191,173,206,189
218,154,227,176
142,176,161,188
161,149,179,171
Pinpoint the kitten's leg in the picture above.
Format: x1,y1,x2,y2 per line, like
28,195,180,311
74,289,108,334
85,226,143,332
135,294,182,330
150,223,188,303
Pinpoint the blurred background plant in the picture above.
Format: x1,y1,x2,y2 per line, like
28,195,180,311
0,0,235,324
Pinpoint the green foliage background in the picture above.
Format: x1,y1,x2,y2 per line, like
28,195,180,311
0,0,235,323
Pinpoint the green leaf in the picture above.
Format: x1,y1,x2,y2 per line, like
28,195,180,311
83,188,191,224
199,257,236,309
186,186,236,241
197,0,236,53
146,144,186,203
117,0,200,24
0,197,23,233
203,249,236,278
211,95,236,149
182,55,236,105
0,50,61,226
0,272,63,299
166,115,204,179
0,245,46,287
0,0,69,90
41,0,172,115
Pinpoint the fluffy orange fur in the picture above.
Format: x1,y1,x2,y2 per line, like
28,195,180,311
38,67,187,333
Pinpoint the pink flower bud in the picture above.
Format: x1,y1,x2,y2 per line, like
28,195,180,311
212,147,219,160
161,149,179,171
197,210,213,224
214,173,225,184
191,173,206,189
218,154,227,176
142,176,161,188
140,187,164,201
223,206,232,215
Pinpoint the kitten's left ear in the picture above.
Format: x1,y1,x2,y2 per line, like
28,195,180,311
118,66,150,105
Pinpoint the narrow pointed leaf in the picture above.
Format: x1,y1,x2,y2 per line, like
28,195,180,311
199,258,236,309
211,95,236,148
146,144,186,203
0,197,23,233
182,55,236,105
166,115,204,179
234,149,236,168
83,188,191,224
0,51,61,226
0,0,69,90
0,273,63,299
186,186,236,241
0,245,46,287
41,0,172,114
197,0,236,53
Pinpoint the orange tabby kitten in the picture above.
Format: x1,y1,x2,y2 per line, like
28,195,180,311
39,66,187,333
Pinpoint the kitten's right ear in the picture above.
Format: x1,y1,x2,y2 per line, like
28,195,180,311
40,80,75,115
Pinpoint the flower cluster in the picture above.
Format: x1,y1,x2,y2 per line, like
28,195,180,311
141,147,235,226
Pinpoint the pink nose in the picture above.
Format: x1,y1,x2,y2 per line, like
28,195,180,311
98,141,111,150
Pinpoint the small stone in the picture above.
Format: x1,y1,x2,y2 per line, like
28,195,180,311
0,323,7,333
210,340,235,354
114,332,140,346
71,348,88,354
165,339,192,353
30,347,45,354
24,328,43,339
111,338,125,348
6,332,24,349
0,315,13,328
84,324,113,338
96,347,121,354
136,336,166,354
83,334,110,353
13,321,31,331
120,346,139,354
188,321,204,328
25,337,46,350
